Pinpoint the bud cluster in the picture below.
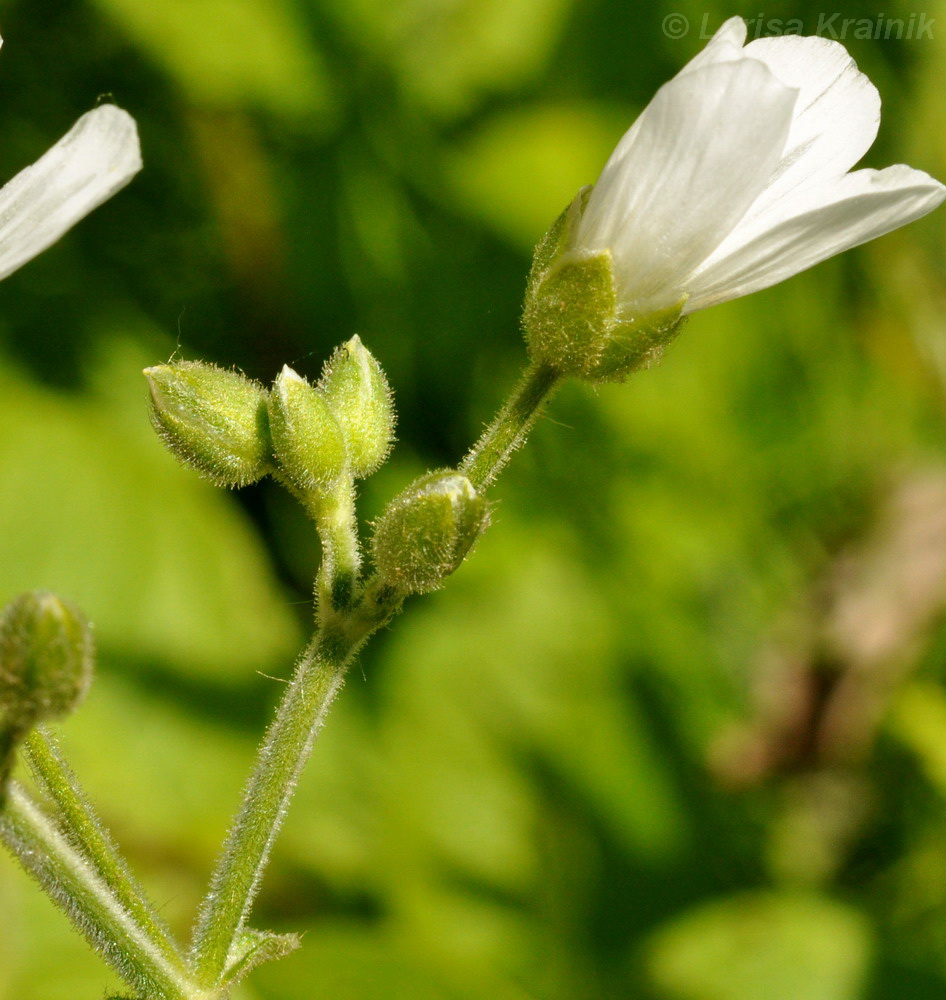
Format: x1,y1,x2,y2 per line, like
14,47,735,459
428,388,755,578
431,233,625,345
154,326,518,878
145,336,395,496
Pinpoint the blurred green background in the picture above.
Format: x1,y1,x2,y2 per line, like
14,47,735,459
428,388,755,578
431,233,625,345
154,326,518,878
1,0,946,997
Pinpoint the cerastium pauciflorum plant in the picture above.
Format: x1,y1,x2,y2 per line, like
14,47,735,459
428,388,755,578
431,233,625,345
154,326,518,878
2,15,946,1000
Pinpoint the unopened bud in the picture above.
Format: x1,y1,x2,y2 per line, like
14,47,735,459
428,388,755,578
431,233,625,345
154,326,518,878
268,366,347,494
372,471,487,594
145,362,271,487
0,592,94,785
523,188,686,382
319,336,395,479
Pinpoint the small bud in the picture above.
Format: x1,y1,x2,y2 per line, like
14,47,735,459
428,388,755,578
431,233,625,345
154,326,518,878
523,188,686,383
319,336,395,479
372,471,487,594
268,366,347,493
145,362,272,488
0,593,94,785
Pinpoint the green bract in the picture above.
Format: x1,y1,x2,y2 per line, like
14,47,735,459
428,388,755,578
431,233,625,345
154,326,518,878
145,361,272,488
372,471,487,594
319,335,395,479
523,187,687,382
268,365,348,494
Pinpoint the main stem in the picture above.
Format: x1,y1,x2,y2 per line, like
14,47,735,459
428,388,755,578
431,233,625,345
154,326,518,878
190,625,369,987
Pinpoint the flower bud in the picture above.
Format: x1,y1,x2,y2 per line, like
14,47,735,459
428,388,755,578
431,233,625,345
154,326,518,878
268,366,348,494
372,471,487,594
0,592,94,787
145,362,272,488
319,336,395,479
523,188,686,383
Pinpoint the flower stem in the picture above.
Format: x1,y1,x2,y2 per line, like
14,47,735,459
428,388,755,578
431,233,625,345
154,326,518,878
307,476,361,615
23,728,184,970
459,360,563,490
0,782,204,1000
189,623,375,988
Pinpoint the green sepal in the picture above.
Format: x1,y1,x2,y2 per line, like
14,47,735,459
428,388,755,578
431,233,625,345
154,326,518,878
526,185,592,288
372,470,488,594
607,300,688,375
523,188,687,383
319,335,395,479
144,361,272,488
222,927,302,988
268,366,348,494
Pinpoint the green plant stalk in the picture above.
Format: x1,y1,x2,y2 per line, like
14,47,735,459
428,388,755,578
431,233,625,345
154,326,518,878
459,360,563,490
307,474,361,615
0,782,204,1000
23,728,184,969
189,622,375,988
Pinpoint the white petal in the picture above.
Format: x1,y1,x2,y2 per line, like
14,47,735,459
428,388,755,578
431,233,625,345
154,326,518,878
0,105,142,281
600,18,751,177
741,35,880,212
576,59,797,314
677,16,748,75
685,165,946,311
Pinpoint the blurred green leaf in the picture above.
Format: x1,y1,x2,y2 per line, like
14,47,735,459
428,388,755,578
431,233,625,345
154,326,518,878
645,891,872,1000
888,681,946,797
446,103,627,251
252,923,476,1000
324,0,571,117
91,0,333,119
375,521,689,868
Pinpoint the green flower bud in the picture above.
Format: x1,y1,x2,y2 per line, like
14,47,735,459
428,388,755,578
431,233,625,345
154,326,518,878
319,335,395,479
0,592,94,728
268,366,347,494
0,592,94,785
523,188,686,383
145,362,272,488
372,471,487,594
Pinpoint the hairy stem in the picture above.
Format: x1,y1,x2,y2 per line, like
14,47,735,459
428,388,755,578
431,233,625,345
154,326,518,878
189,623,377,987
459,360,563,490
309,476,361,615
0,782,203,1000
23,728,184,969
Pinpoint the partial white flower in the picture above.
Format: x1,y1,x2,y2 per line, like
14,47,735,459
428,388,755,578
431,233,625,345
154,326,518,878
0,45,141,282
575,16,946,317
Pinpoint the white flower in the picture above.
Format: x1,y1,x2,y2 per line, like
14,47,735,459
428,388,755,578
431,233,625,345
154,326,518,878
0,39,141,282
575,16,946,317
